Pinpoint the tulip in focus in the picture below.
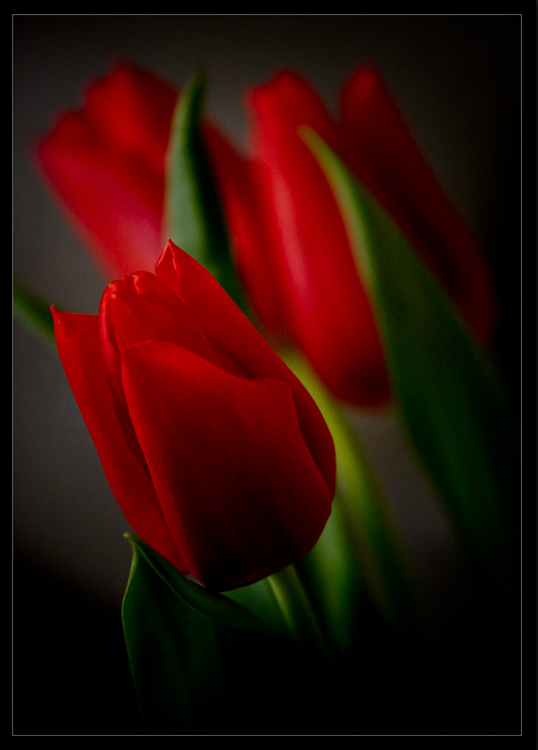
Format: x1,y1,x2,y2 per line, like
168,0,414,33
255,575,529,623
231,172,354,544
52,241,335,592
36,62,494,409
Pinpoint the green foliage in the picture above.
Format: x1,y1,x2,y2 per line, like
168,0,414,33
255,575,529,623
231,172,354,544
122,534,335,734
304,128,518,591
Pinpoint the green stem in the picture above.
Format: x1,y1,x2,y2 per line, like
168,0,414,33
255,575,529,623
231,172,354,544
293,494,361,657
267,565,336,674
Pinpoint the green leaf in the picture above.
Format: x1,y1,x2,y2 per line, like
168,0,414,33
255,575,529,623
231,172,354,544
121,534,333,733
293,494,363,655
122,536,224,733
163,68,246,314
223,576,291,639
124,533,279,638
303,128,518,590
13,281,55,344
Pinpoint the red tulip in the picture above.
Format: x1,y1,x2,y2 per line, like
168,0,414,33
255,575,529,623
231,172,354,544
213,67,495,407
52,241,335,592
34,61,243,279
36,63,184,278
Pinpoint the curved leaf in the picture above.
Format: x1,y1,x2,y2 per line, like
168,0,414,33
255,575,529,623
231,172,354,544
124,533,279,637
121,536,223,733
122,534,333,734
163,69,246,313
304,128,518,591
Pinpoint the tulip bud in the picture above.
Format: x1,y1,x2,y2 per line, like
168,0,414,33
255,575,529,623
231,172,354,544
52,241,335,591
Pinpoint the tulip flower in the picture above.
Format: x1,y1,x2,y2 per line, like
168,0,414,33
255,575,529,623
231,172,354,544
35,63,182,277
36,62,494,409
52,241,335,592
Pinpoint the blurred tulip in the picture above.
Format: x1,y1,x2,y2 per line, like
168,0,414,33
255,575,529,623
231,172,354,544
217,67,495,407
36,63,181,277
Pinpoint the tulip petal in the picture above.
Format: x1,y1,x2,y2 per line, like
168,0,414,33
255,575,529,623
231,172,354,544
245,71,390,406
155,242,336,496
204,126,290,340
99,271,230,393
120,338,333,591
51,307,188,575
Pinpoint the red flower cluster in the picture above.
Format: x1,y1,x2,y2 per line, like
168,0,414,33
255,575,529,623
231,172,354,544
52,242,335,592
37,62,494,408
37,62,497,591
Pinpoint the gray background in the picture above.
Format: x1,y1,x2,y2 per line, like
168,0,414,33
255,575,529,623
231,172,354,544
13,14,523,735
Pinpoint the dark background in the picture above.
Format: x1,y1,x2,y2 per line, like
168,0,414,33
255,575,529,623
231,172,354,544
13,14,529,736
